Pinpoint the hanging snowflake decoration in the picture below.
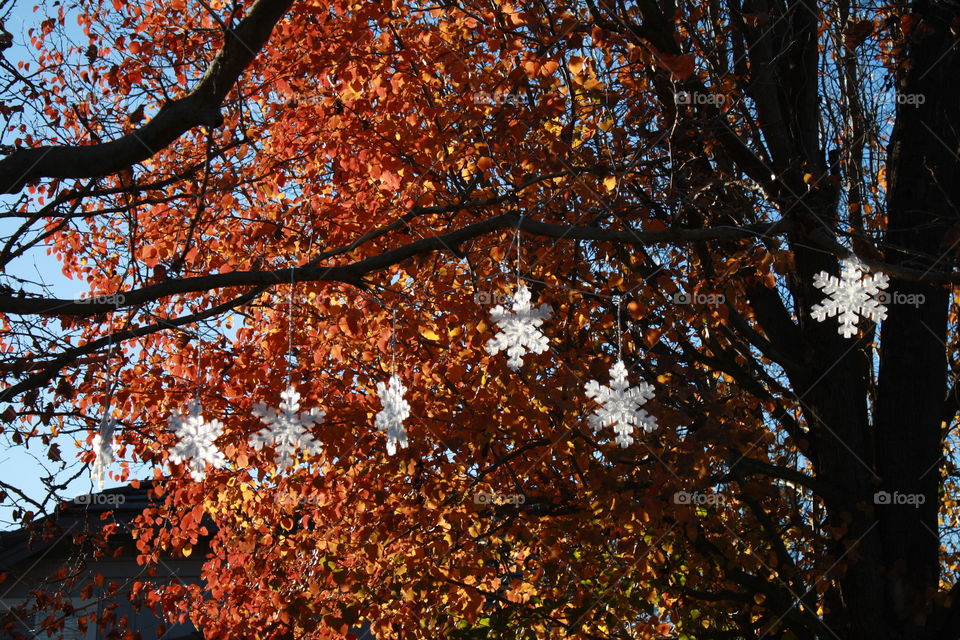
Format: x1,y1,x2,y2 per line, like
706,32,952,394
168,400,226,481
90,416,116,489
250,385,325,469
811,256,889,338
584,360,658,447
485,284,552,371
375,374,410,455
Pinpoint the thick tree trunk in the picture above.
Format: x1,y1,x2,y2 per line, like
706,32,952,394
875,3,960,637
798,6,960,638
791,238,889,638
784,5,960,637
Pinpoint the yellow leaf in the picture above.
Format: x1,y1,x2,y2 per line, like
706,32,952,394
603,176,617,192
420,327,441,341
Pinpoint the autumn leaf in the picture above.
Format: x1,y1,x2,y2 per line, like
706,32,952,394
419,327,441,341
660,53,696,82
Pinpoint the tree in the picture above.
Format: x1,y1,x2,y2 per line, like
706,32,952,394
1,0,959,638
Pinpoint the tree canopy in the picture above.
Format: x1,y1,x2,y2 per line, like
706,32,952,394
2,0,960,638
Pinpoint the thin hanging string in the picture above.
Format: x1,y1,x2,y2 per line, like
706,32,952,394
195,338,201,408
615,295,622,361
391,308,397,378
515,214,523,288
287,264,295,386
352,288,398,379
101,328,118,423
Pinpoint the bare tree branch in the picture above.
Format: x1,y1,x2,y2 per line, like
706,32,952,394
0,0,294,193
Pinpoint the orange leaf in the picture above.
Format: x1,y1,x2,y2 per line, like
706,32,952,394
662,54,695,81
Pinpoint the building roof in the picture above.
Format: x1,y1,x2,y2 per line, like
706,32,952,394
0,481,155,570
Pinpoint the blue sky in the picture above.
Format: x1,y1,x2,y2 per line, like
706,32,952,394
0,2,151,529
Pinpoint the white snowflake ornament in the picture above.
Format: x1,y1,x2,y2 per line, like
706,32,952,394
168,400,226,481
250,385,325,469
584,360,658,447
375,374,410,455
90,416,115,489
811,256,889,338
485,284,552,371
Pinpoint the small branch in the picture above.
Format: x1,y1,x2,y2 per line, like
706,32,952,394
0,287,267,402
